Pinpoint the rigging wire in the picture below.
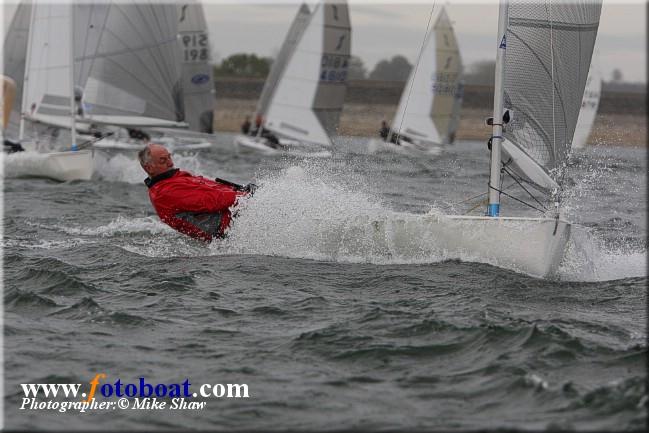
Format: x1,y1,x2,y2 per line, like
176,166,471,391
501,167,548,211
392,1,437,142
488,184,547,214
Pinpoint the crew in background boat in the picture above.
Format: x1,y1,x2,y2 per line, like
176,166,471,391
250,114,282,148
379,120,390,140
139,143,256,242
128,128,151,142
379,120,413,146
241,116,251,134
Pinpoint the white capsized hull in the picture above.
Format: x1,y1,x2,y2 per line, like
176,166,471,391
234,134,331,158
4,149,93,181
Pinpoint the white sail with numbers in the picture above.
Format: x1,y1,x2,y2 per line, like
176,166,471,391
74,1,186,128
264,0,351,147
177,1,215,132
572,55,601,149
391,7,463,147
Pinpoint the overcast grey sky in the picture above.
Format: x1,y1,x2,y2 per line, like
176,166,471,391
2,0,646,83
204,0,646,83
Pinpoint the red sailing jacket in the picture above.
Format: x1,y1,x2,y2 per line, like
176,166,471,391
145,169,247,242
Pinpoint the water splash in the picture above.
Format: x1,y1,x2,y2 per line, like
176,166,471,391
34,215,174,237
558,226,646,282
218,162,645,280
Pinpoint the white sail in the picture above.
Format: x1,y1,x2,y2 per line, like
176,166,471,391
74,1,184,125
3,1,32,134
391,7,463,147
177,1,215,132
22,3,75,130
256,3,311,119
502,1,602,191
264,0,351,147
572,55,601,149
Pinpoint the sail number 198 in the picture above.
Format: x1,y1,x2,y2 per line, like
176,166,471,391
181,33,208,63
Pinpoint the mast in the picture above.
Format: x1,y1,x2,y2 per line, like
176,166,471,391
19,3,37,141
69,3,77,151
487,0,508,217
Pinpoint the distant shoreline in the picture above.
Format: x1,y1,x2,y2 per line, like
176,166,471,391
213,99,647,147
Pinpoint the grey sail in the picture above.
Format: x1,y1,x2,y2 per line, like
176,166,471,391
74,1,184,123
3,1,32,135
177,1,215,132
313,1,351,137
502,1,602,189
256,3,311,119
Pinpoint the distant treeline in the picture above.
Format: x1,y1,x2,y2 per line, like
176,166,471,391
214,53,645,91
213,76,645,116
214,53,411,81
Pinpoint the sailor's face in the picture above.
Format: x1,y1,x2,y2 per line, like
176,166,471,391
146,145,174,177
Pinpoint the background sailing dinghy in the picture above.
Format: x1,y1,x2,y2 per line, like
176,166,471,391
572,55,602,149
234,0,351,157
71,1,199,152
92,0,217,151
368,6,463,156
428,0,602,278
7,2,93,182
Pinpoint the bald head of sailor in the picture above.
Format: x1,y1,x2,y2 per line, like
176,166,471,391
139,143,174,178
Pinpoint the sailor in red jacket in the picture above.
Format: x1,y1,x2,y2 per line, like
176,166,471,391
138,143,255,242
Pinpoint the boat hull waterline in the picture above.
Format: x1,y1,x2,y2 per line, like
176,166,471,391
234,134,332,158
320,213,570,278
5,149,93,181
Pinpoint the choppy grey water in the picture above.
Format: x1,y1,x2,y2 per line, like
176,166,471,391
3,135,647,430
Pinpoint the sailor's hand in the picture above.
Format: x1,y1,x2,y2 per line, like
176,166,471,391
242,183,257,195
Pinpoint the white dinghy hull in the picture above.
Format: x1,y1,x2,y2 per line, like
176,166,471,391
234,134,331,158
6,149,94,181
367,138,442,157
234,134,280,154
41,150,94,181
311,213,570,278
443,216,571,278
